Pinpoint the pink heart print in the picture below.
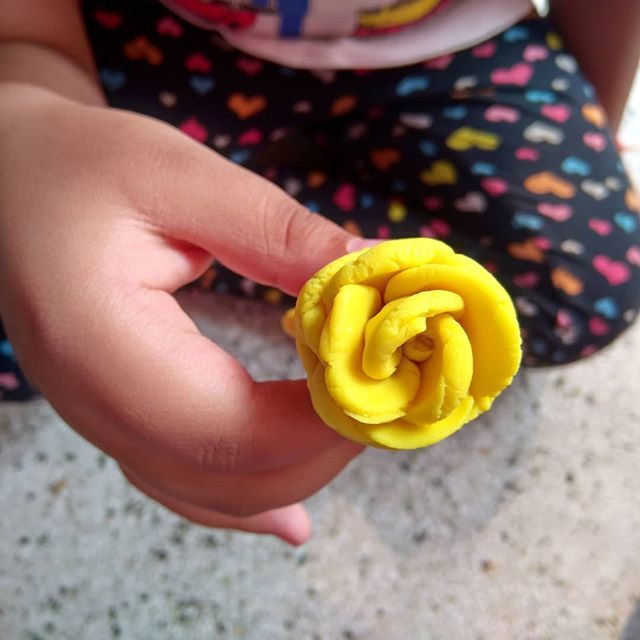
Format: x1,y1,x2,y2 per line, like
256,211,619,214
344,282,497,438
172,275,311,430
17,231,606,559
532,236,551,250
580,344,598,358
424,53,454,70
156,16,183,37
583,131,607,152
94,9,122,29
238,128,263,145
588,218,612,236
515,147,540,161
541,104,571,123
555,310,572,329
538,203,572,222
472,42,497,58
180,117,208,143
262,166,277,180
523,44,548,62
333,184,356,212
237,58,263,76
420,220,450,238
185,52,213,73
423,196,444,211
485,105,520,123
0,372,19,391
589,316,610,336
513,271,540,288
430,219,451,237
491,63,533,86
626,245,640,266
481,178,509,197
593,255,631,285
377,224,391,239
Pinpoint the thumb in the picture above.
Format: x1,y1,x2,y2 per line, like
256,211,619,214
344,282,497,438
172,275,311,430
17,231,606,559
140,130,365,295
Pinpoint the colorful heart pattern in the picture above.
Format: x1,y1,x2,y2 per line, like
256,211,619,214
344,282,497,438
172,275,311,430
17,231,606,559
3,4,636,402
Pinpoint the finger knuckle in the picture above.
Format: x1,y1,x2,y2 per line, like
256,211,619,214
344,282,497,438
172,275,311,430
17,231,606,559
255,193,311,284
197,430,255,474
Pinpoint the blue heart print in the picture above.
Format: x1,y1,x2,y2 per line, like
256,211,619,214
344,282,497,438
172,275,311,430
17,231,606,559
99,68,126,91
525,89,556,104
392,179,408,192
230,149,251,163
396,76,430,97
419,140,438,157
513,212,544,231
305,200,320,212
470,162,497,176
360,193,374,209
594,297,619,319
0,340,14,360
551,351,569,364
561,156,591,177
442,105,468,120
614,211,638,233
530,338,548,355
503,25,529,42
189,75,215,95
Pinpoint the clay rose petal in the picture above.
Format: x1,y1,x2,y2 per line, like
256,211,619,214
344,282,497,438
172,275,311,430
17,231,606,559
292,239,522,449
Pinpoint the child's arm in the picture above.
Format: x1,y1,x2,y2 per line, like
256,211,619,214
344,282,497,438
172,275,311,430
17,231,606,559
552,0,640,131
0,0,104,104
0,1,362,544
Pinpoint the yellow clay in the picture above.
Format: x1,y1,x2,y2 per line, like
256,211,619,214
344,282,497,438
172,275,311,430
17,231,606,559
290,238,522,450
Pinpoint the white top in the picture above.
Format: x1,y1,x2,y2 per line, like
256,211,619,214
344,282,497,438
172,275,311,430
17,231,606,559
161,0,534,69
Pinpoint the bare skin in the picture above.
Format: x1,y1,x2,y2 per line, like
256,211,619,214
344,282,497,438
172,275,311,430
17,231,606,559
0,0,364,545
552,0,640,132
0,0,638,544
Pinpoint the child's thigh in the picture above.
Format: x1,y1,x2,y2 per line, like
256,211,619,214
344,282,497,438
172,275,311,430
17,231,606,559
311,19,640,365
82,3,640,366
81,0,320,148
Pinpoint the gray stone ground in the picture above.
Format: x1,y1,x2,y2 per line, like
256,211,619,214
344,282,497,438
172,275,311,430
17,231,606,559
1,74,640,640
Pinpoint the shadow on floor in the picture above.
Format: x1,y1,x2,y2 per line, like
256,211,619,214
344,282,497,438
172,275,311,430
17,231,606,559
621,603,640,640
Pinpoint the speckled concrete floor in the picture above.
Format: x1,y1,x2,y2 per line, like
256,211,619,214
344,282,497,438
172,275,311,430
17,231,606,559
2,77,640,640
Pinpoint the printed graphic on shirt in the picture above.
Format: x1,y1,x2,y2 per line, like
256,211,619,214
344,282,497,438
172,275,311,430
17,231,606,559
356,0,444,35
167,0,448,38
168,0,257,30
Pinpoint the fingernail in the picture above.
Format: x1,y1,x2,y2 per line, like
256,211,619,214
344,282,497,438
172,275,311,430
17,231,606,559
346,238,381,253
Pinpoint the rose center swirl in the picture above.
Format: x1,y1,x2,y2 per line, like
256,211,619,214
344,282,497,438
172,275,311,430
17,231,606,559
320,285,473,426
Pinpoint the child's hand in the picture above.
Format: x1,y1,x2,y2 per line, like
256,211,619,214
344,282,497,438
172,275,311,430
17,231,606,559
0,85,363,545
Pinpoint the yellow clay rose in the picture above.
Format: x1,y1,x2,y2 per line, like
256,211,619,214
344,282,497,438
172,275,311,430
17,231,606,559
288,238,522,450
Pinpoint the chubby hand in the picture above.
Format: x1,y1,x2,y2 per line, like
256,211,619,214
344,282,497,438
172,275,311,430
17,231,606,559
0,85,365,544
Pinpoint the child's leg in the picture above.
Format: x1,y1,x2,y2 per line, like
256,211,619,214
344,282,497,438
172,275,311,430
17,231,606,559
5,5,638,401
0,322,37,400
332,18,640,366
233,18,640,366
